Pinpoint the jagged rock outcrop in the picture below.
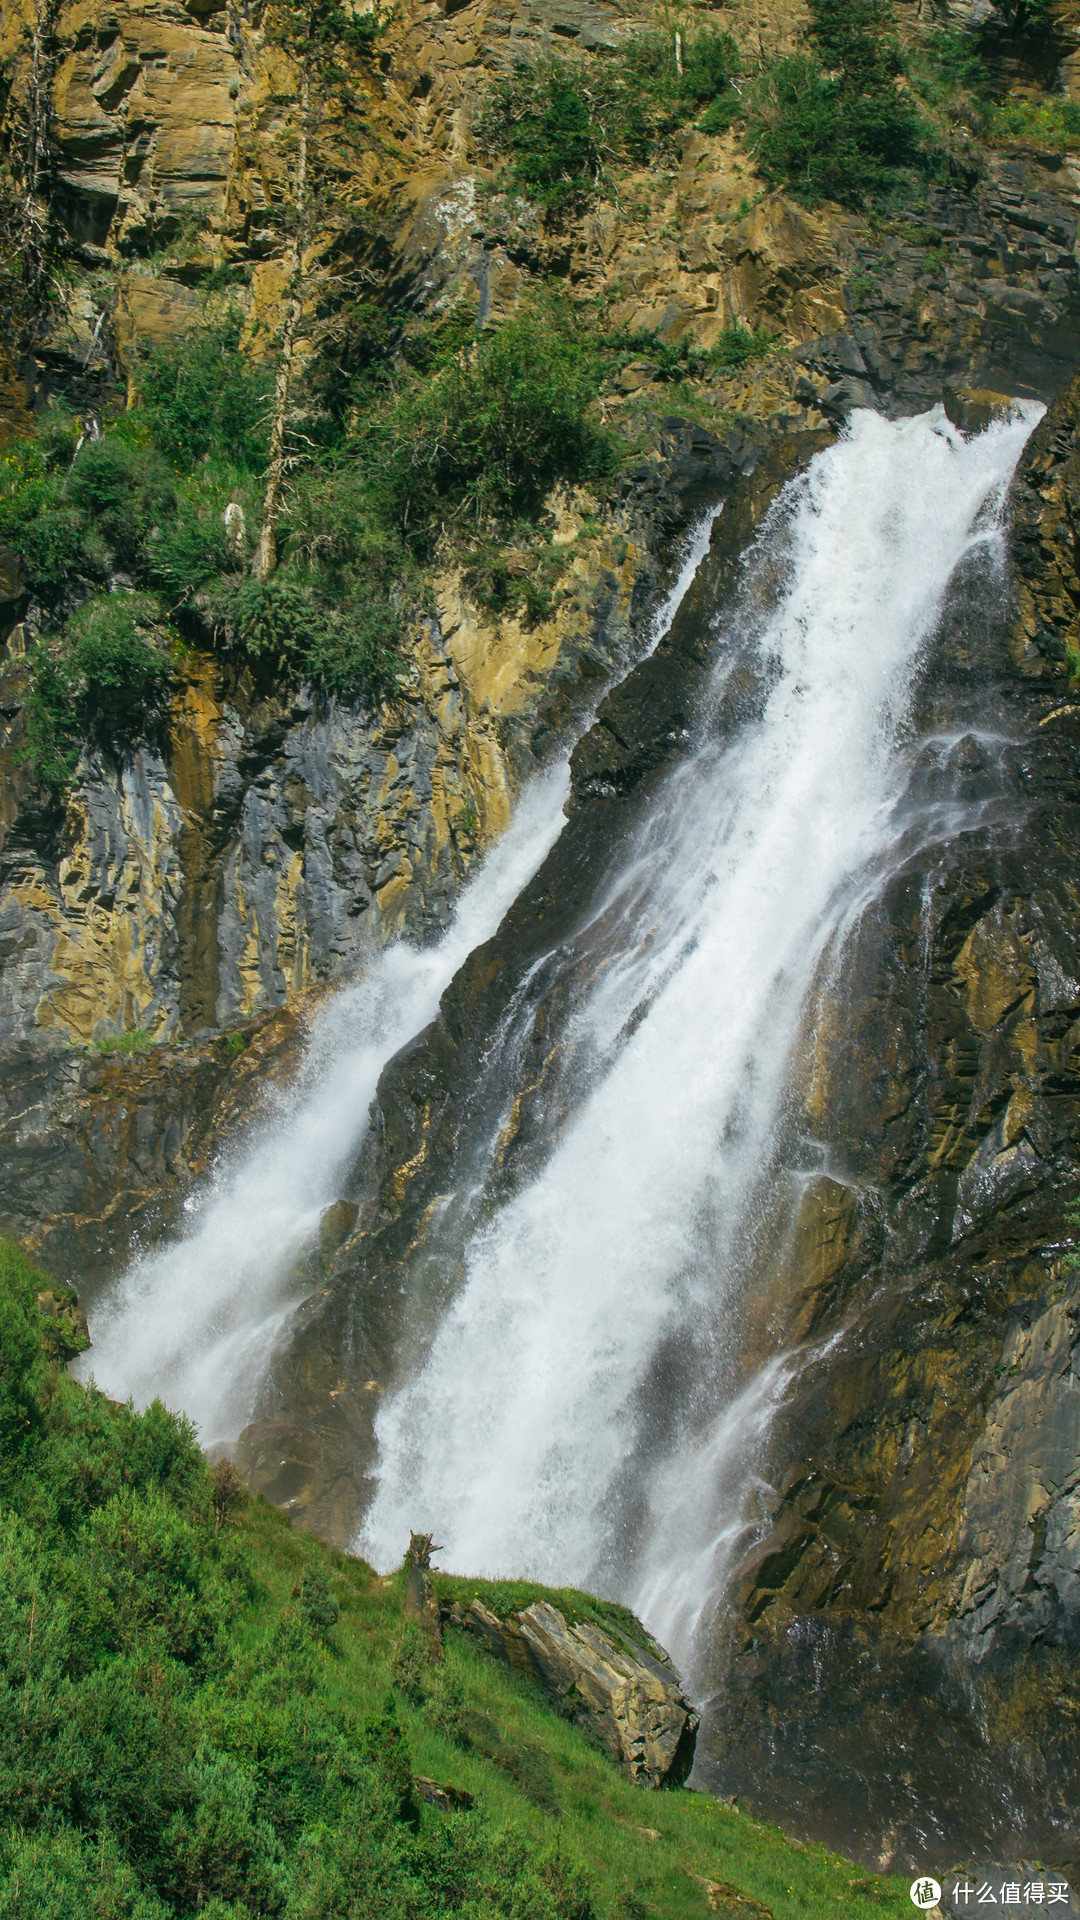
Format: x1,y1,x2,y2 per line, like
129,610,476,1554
450,1595,699,1787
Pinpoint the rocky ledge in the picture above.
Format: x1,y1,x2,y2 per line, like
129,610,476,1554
446,1594,699,1789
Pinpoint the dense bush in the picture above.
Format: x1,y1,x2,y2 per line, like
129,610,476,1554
8,292,627,780
0,1240,595,1920
379,306,613,525
747,0,932,206
132,315,272,472
23,595,174,787
477,29,741,211
481,63,604,214
600,320,773,382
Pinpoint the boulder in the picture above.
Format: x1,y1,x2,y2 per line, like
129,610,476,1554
455,1596,698,1789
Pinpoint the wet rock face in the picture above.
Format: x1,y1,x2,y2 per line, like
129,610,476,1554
0,995,315,1289
451,1597,699,1788
697,378,1080,1869
800,163,1080,416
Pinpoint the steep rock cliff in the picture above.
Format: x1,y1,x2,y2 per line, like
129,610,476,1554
6,0,1080,1874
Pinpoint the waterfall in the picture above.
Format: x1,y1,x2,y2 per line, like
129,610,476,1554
359,405,1042,1672
76,508,723,1445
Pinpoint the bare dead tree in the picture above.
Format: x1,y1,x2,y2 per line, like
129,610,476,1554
7,0,63,339
251,0,380,581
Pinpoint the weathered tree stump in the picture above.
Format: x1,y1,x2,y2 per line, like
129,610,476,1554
403,1530,444,1663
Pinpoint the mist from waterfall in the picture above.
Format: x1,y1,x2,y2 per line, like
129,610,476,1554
77,508,723,1446
359,404,1042,1674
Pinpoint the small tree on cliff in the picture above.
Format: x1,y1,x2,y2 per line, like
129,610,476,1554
251,0,380,582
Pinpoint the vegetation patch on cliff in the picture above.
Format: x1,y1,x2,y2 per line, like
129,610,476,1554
477,0,1077,219
0,1240,915,1919
4,293,626,783
476,27,742,213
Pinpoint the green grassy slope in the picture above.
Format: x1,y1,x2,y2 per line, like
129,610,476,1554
0,1237,911,1920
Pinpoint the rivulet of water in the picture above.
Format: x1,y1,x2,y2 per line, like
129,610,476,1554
77,506,724,1445
360,405,1042,1676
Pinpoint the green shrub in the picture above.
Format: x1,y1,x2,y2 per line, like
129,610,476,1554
477,30,742,212
90,1028,157,1055
0,433,82,591
0,425,180,594
0,1243,48,1470
599,319,772,384
748,0,932,206
209,574,323,660
481,62,604,213
748,52,929,205
131,315,272,473
206,562,402,696
710,323,775,368
300,594,402,694
10,505,86,591
148,496,237,600
23,594,173,787
298,1563,339,1637
988,94,1080,149
65,439,177,572
382,306,613,524
0,1825,168,1920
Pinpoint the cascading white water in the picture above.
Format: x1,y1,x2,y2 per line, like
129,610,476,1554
77,506,723,1444
360,406,1042,1670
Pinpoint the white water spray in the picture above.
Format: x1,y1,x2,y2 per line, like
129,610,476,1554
361,407,1041,1667
78,507,723,1444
